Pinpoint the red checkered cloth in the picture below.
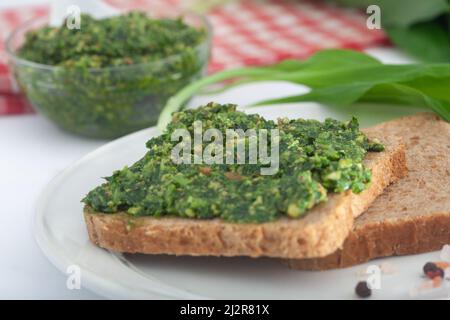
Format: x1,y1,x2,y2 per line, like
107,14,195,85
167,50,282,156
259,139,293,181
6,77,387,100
0,0,387,116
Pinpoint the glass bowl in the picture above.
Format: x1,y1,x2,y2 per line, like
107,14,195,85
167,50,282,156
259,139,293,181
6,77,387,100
6,12,211,139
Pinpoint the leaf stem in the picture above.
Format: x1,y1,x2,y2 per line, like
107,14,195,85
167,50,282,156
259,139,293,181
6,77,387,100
157,67,272,130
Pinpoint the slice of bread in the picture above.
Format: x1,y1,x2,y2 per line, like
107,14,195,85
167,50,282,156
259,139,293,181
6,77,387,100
84,127,406,259
285,113,450,269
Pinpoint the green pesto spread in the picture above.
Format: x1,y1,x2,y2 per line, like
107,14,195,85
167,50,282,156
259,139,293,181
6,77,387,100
83,103,384,223
19,11,206,68
15,11,208,138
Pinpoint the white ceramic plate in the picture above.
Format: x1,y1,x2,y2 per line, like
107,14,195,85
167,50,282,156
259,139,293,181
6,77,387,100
34,81,448,300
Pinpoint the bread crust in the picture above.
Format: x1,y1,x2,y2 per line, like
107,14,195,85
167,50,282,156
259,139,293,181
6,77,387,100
285,113,450,269
284,213,450,269
84,131,406,259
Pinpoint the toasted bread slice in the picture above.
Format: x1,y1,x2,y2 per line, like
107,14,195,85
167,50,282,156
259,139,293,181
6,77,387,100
84,124,406,259
285,113,450,269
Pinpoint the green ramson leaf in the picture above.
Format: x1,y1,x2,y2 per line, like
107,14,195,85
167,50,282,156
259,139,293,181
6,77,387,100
254,82,450,122
264,49,381,72
158,50,450,130
251,83,373,106
402,75,450,102
193,49,382,95
361,83,444,106
385,20,450,63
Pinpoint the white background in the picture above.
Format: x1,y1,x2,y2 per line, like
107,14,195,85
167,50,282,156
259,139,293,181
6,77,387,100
0,1,415,299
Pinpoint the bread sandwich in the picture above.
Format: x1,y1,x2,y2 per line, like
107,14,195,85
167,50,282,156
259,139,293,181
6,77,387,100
83,103,406,259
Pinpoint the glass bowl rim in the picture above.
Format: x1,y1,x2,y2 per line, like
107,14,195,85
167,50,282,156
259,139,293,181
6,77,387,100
5,11,212,73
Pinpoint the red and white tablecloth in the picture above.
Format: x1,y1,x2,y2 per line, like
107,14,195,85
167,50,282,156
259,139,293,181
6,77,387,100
0,0,387,115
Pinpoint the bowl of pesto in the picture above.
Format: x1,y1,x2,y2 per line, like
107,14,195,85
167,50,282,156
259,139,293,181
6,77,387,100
6,11,211,139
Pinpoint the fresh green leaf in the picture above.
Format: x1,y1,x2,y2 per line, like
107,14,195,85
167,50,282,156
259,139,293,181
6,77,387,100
252,83,373,106
254,82,450,122
347,76,450,119
401,75,450,102
385,20,450,63
265,49,381,71
158,49,450,130
195,49,383,95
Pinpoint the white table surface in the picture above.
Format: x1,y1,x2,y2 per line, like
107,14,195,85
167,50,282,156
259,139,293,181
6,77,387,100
0,1,418,300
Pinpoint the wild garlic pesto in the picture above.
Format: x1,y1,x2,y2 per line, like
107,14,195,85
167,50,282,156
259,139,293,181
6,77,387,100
83,103,384,223
15,11,208,138
19,12,206,68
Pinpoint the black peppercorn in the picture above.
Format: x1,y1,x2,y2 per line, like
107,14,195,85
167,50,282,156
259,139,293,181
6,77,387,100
355,281,371,298
423,262,438,275
423,262,445,279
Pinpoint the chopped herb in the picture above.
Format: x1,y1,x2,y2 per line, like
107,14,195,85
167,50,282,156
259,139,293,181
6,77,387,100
83,102,384,223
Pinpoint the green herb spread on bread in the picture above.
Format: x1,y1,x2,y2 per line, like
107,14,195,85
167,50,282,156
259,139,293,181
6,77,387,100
83,103,384,223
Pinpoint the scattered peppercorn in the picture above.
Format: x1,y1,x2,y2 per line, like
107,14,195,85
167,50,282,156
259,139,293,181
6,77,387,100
423,262,446,279
423,262,438,274
355,281,371,298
